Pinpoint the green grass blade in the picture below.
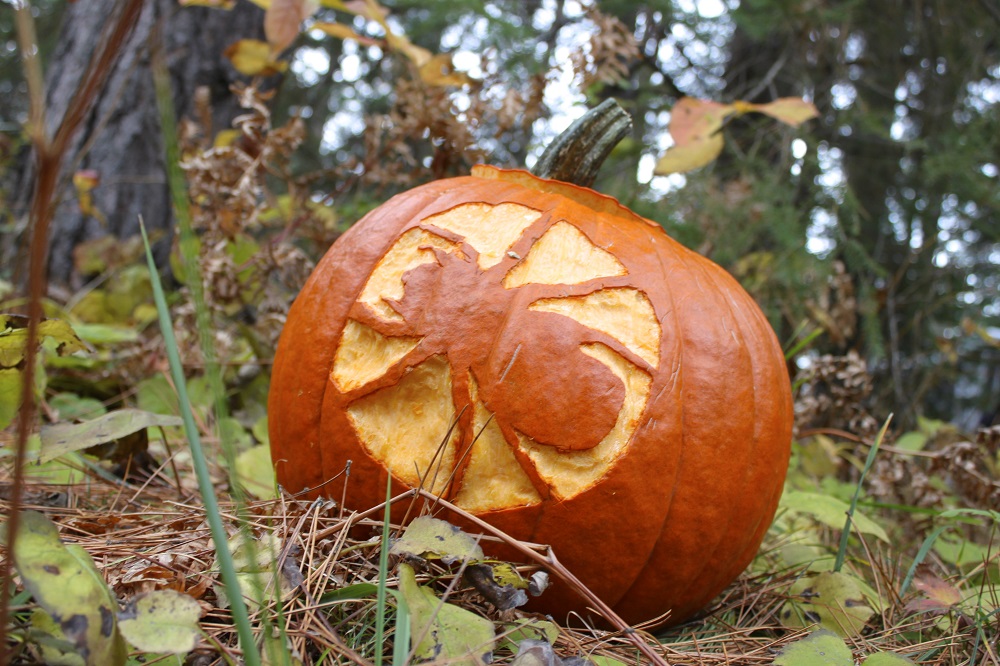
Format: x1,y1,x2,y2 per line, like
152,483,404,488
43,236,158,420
834,414,892,572
139,220,260,666
392,588,410,666
784,326,823,360
900,525,948,596
375,472,392,666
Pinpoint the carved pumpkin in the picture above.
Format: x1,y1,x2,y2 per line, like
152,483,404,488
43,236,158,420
268,165,793,625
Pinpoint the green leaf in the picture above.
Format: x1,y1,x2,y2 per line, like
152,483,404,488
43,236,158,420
892,431,927,452
0,366,23,429
49,393,108,421
774,629,853,666
498,619,560,651
589,657,630,666
779,571,875,637
398,562,495,665
234,444,278,499
390,515,485,564
780,491,889,542
251,415,270,445
38,408,182,462
933,535,993,568
117,590,201,654
20,434,88,485
0,315,89,368
71,323,140,345
0,315,89,429
7,510,128,666
212,531,291,610
319,582,379,604
862,652,918,665
27,608,86,666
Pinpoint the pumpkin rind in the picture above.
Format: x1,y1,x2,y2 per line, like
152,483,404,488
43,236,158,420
268,166,793,625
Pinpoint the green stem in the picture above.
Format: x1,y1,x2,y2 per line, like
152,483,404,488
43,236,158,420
531,98,632,188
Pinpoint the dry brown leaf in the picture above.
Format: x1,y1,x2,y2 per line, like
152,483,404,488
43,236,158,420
265,0,318,54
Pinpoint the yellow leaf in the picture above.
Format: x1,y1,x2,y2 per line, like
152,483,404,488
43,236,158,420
653,97,733,174
179,0,236,7
748,97,820,127
72,170,100,193
224,39,288,76
653,133,724,175
418,53,473,87
387,31,432,67
213,129,242,148
312,21,381,46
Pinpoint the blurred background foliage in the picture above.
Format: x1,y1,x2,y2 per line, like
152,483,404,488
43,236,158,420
1,0,998,433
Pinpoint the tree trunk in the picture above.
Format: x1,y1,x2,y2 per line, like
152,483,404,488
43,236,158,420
5,0,266,287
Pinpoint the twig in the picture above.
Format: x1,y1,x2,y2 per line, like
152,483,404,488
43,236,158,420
413,489,670,666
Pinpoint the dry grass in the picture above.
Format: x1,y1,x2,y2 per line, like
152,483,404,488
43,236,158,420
1,450,988,666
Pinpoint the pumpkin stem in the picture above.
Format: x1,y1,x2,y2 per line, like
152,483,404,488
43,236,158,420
531,98,632,188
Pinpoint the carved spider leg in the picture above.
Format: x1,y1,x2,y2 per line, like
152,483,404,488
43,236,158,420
521,277,657,375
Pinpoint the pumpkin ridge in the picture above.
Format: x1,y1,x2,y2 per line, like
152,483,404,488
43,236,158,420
664,259,764,609
721,282,793,571
607,240,690,615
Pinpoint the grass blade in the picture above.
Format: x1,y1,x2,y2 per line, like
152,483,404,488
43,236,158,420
835,414,892,572
376,471,392,666
139,220,260,666
900,525,948,596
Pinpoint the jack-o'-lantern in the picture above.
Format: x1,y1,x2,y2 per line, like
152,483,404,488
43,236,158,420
268,105,793,625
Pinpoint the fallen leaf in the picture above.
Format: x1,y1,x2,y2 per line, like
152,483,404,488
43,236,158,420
862,652,917,666
398,563,495,666
511,639,560,666
117,590,201,654
0,315,89,369
498,619,559,652
390,515,484,564
780,571,875,637
780,490,890,542
234,444,278,499
6,511,128,666
774,629,852,666
464,562,528,610
906,574,963,613
39,409,181,462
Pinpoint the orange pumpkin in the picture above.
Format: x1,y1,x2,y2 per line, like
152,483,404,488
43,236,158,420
268,165,793,625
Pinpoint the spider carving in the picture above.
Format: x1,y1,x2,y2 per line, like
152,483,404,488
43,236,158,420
333,205,660,506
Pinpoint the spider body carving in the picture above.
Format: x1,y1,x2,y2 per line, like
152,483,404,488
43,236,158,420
341,224,655,502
